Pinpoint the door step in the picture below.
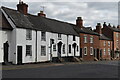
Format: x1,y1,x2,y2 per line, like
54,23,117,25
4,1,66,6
94,58,99,61
73,57,80,62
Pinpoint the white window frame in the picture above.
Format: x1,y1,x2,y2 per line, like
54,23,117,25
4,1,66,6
26,29,32,40
41,32,46,41
90,36,93,43
84,47,87,55
58,34,62,40
104,41,106,46
41,46,46,56
53,44,56,51
108,41,110,47
108,48,111,55
104,48,106,55
84,35,87,43
26,45,32,56
90,47,93,55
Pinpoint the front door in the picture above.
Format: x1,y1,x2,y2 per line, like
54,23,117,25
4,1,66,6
80,48,82,58
96,49,99,60
17,46,22,65
3,41,9,63
57,42,62,58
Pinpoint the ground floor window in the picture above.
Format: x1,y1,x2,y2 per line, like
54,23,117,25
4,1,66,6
90,47,94,55
108,48,110,55
84,47,87,55
26,45,32,56
104,48,106,55
63,44,65,54
41,46,46,56
53,44,56,51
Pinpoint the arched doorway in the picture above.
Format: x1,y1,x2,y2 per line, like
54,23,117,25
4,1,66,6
57,41,62,58
72,43,77,56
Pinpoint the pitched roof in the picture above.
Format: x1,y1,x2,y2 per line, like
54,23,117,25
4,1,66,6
1,6,79,36
108,26,120,32
73,26,100,36
100,34,112,41
0,9,12,30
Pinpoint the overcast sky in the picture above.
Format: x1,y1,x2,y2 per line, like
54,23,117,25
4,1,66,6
1,0,119,29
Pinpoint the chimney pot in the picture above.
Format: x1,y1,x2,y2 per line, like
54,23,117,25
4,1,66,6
38,11,46,17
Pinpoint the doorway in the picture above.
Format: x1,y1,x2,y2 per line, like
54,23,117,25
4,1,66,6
3,41,9,63
57,41,62,58
17,46,22,65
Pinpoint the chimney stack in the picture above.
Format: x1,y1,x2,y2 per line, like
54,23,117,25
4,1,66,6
117,25,120,29
96,23,102,34
38,11,46,17
103,22,107,28
76,17,83,28
108,23,111,27
17,1,28,15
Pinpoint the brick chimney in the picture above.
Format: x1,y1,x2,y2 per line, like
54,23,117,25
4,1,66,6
96,23,102,34
76,17,83,28
108,23,111,27
38,11,46,17
17,1,28,15
117,25,120,29
103,22,107,28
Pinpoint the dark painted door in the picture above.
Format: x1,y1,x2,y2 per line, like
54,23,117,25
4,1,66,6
96,49,99,60
80,48,82,58
17,46,22,65
3,42,9,63
57,42,62,58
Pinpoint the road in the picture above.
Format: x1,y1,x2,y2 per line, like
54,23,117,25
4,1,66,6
1,61,120,78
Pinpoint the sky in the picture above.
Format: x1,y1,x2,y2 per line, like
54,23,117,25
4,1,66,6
0,0,119,29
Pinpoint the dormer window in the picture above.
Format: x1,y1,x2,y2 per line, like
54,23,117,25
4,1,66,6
41,32,46,41
58,34,62,40
26,29,32,40
73,35,76,41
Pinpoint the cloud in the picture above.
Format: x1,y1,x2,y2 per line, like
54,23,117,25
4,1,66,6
1,1,118,29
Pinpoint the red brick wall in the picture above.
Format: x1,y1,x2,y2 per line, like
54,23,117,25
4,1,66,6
80,33,99,61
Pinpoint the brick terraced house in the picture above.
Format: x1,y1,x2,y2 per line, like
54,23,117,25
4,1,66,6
95,23,113,60
74,17,100,61
102,22,120,60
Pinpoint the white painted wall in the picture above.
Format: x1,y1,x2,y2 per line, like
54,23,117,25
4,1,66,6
16,28,36,64
37,31,51,62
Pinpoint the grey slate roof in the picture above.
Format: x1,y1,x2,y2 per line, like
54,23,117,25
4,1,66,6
108,26,120,32
73,26,100,36
100,34,112,41
0,9,12,30
1,6,79,36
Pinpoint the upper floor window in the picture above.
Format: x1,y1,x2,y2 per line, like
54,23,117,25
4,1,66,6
84,35,87,43
108,41,110,47
90,36,93,43
26,30,32,40
104,48,106,55
41,46,46,56
26,45,32,56
116,33,119,38
41,32,46,41
90,47,93,55
73,35,76,41
58,34,62,40
84,47,87,55
104,41,106,46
